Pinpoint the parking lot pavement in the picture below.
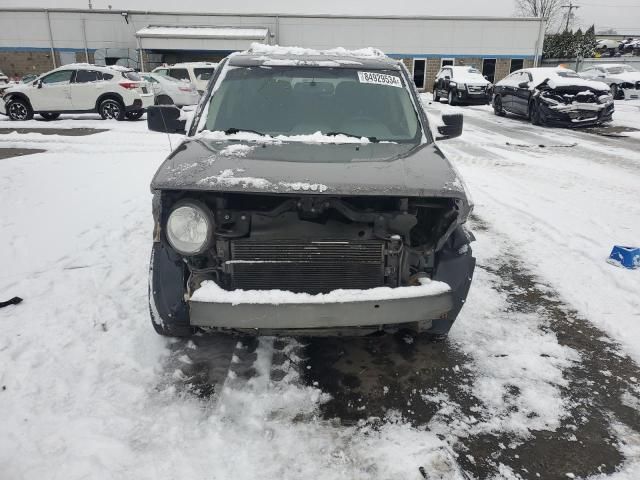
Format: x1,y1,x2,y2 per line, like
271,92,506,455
1,107,640,479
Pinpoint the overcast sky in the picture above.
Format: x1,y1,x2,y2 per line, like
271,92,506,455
5,0,640,34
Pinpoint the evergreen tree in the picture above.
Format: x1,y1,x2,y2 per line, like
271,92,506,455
581,25,597,58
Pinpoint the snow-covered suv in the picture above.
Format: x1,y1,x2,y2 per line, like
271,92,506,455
0,64,154,121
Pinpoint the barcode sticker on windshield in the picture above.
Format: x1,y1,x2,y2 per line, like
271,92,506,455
357,72,402,88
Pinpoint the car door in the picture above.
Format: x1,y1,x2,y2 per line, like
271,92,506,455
29,69,74,111
70,69,105,110
511,72,532,116
496,72,517,111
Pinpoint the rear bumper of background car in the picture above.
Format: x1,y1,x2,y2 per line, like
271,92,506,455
126,94,154,111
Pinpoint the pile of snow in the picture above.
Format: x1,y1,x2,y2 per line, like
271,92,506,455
247,42,386,59
191,277,450,305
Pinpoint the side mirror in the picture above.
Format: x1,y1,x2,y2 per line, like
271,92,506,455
518,81,529,88
437,113,463,141
147,105,186,134
36,80,43,88
444,75,451,80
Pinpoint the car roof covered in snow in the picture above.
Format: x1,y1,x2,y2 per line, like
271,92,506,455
228,43,399,70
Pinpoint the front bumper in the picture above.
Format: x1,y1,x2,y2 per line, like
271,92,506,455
539,101,614,127
189,283,453,331
455,88,491,104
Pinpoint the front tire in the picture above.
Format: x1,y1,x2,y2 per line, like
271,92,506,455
433,88,440,102
155,95,174,105
611,84,623,100
493,95,506,116
99,98,125,120
529,100,541,126
448,89,457,106
149,246,193,338
125,110,144,121
40,112,60,121
7,98,33,121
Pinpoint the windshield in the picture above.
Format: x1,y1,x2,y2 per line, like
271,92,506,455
122,71,142,81
194,68,215,80
605,66,636,74
203,66,421,143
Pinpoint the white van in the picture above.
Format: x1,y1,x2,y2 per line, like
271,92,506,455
152,62,218,94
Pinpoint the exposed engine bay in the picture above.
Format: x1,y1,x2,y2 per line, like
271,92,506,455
535,82,613,122
154,191,470,297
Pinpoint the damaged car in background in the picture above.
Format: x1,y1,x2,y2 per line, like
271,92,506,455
493,67,614,127
145,44,475,339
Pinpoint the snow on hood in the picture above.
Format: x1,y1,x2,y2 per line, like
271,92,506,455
544,75,610,91
451,67,491,85
247,42,386,59
196,168,329,192
196,130,373,145
529,68,609,91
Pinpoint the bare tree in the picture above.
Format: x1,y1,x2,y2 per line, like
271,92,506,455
515,0,563,32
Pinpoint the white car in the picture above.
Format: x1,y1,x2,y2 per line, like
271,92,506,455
0,64,154,121
152,62,218,94
139,72,200,106
580,64,640,100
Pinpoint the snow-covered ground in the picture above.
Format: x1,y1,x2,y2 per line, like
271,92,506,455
1,102,639,479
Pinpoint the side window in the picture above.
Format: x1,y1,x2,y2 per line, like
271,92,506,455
102,73,114,80
75,70,102,83
155,68,168,76
168,68,190,81
41,70,74,85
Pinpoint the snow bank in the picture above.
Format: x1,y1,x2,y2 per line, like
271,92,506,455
191,277,450,305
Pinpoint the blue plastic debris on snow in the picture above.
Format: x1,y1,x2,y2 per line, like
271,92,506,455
608,246,640,269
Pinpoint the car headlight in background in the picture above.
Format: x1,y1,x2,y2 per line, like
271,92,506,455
166,201,213,255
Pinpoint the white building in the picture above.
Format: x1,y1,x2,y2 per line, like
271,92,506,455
0,8,544,87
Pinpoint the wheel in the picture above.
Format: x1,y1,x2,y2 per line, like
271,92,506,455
40,112,60,121
610,84,623,100
148,246,193,338
125,110,144,121
7,98,33,121
98,98,125,120
448,90,457,105
529,101,541,126
155,95,174,105
493,95,506,116
432,88,440,102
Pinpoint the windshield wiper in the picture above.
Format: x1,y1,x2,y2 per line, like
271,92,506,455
224,127,266,136
325,131,379,143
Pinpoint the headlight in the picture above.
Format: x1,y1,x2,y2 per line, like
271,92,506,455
449,81,457,87
166,201,213,255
